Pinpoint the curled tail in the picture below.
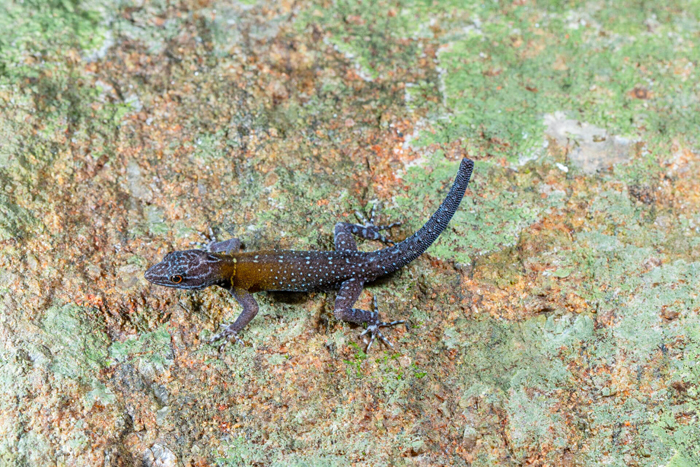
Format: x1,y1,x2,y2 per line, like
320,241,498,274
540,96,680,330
372,158,474,272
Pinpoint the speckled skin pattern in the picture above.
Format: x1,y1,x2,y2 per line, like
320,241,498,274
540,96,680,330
145,158,474,348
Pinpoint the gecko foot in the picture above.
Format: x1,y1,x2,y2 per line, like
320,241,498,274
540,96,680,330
190,228,241,255
208,324,245,348
190,226,218,250
354,203,402,245
358,296,407,352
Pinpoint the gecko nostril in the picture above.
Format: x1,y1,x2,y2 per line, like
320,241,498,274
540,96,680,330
145,263,164,281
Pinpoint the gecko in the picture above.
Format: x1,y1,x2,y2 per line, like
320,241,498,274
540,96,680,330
145,158,474,350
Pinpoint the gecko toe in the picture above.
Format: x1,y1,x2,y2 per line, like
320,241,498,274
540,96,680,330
190,226,218,250
352,203,402,245
359,319,406,352
208,324,245,348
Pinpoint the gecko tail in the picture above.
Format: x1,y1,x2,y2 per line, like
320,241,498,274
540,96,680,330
374,158,474,271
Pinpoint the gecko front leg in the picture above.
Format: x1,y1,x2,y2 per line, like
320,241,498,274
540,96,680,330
207,238,241,254
191,227,242,254
209,287,258,347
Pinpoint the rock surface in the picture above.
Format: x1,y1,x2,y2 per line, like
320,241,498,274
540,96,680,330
1,1,699,465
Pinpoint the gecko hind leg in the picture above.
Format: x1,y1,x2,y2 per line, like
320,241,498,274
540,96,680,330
334,203,401,251
354,202,402,244
358,295,407,352
335,279,406,351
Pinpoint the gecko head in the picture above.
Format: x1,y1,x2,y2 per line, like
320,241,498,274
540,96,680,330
145,250,224,289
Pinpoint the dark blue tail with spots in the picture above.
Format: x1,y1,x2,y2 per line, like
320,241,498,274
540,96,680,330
370,158,474,273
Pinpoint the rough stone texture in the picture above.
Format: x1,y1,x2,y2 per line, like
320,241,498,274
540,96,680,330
1,0,699,465
544,111,633,174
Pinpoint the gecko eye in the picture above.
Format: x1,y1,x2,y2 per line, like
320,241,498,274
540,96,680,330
170,275,183,284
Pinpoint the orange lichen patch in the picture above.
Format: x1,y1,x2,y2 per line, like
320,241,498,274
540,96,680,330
461,207,601,323
662,143,700,209
565,292,588,314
